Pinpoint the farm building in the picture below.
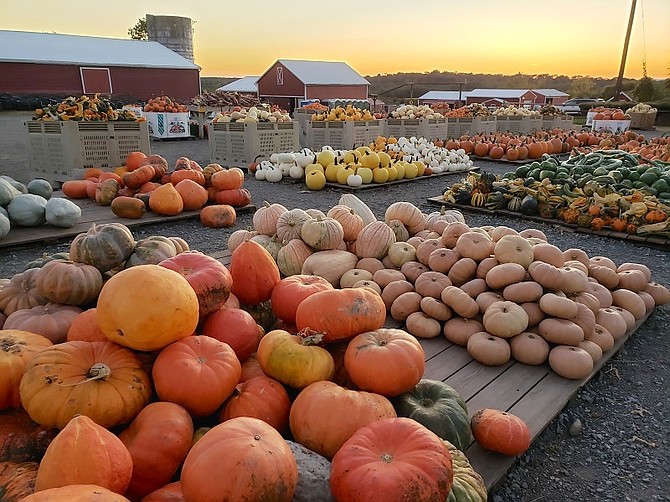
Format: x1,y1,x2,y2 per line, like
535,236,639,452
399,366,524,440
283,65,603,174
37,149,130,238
465,89,568,108
418,90,471,106
256,59,369,111
0,30,200,102
216,76,259,94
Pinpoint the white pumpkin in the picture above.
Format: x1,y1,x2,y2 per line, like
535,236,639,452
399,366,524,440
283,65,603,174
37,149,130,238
346,174,363,187
0,212,10,239
265,167,283,183
289,164,304,179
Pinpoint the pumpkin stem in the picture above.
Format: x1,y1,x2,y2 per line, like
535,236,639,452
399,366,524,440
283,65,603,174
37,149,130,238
380,453,394,463
298,328,326,346
61,363,112,386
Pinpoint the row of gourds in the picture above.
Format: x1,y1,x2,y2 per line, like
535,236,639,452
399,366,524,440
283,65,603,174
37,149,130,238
60,151,250,228
0,217,498,501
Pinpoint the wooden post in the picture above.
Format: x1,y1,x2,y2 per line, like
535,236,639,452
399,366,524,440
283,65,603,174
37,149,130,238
613,0,637,100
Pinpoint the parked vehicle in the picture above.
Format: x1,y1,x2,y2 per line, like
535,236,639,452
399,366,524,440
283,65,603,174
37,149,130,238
557,98,604,115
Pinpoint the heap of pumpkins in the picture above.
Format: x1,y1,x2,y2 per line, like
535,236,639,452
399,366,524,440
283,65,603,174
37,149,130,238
228,194,670,380
61,151,251,228
0,175,82,239
0,220,502,501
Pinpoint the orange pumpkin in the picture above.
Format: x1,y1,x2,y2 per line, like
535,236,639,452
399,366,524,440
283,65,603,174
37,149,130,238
96,265,199,351
170,169,205,186
211,168,245,190
149,183,184,216
122,165,156,190
288,380,396,459
66,308,107,342
295,287,386,343
174,179,208,211
35,415,133,493
152,335,241,417
181,417,298,502
21,484,131,501
118,402,194,500
200,307,263,362
229,241,281,306
220,375,291,433
111,196,146,219
344,328,425,397
19,341,151,429
270,275,334,325
139,482,183,502
61,180,93,199
330,417,454,502
470,408,530,456
199,204,237,228
0,330,53,410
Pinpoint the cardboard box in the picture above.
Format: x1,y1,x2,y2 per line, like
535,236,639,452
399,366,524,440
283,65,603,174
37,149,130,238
144,112,190,139
591,119,631,134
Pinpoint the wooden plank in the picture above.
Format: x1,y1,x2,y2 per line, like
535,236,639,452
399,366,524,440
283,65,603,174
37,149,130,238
423,344,477,382
324,168,480,191
465,312,651,491
445,358,515,401
420,336,452,360
0,195,255,249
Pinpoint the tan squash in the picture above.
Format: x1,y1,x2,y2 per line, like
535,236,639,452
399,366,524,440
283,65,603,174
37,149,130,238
475,291,504,314
460,278,488,299
548,345,593,380
493,234,534,268
482,301,529,338
519,228,547,241
427,248,461,274
405,312,442,339
447,258,478,286
467,332,511,366
301,216,345,251
595,308,628,340
419,297,452,322
637,291,655,313
414,271,451,299
586,282,613,308
617,262,651,282
644,282,670,305
611,306,635,331
355,222,396,259
584,324,615,351
569,291,601,315
387,242,417,268
340,269,374,289
589,256,616,270
475,257,500,280
510,332,549,365
616,270,648,293
562,248,589,268
277,239,314,277
560,266,589,294
352,280,382,294
611,289,646,320
570,302,597,338
327,205,364,242
415,239,444,266
441,221,470,248
538,318,584,346
387,219,410,242
485,263,526,290
276,208,311,243
381,280,414,310
528,261,564,291
252,201,288,236
301,250,359,287
578,340,603,364
356,258,386,275
454,232,493,262
384,202,426,235
539,293,579,319
441,286,479,318
588,265,620,289
520,302,545,327
373,269,406,289
502,281,543,303
532,243,565,267
443,317,484,346
400,261,429,284
489,226,519,242
390,292,423,322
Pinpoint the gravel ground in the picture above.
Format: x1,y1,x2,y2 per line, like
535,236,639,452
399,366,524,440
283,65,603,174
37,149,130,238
1,111,669,501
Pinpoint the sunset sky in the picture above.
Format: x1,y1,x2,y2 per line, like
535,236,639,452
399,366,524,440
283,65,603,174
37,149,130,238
2,0,669,79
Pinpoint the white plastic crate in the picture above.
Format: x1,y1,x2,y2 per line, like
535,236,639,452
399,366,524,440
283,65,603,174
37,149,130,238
306,120,384,150
209,121,300,167
293,109,319,147
472,116,496,134
386,118,448,142
25,120,150,184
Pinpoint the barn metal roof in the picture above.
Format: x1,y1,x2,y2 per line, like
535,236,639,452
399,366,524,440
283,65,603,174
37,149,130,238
270,60,369,86
533,89,569,97
418,91,470,101
0,30,200,70
467,89,534,98
217,76,259,93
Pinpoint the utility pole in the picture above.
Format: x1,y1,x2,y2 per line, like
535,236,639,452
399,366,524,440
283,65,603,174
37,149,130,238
614,0,637,100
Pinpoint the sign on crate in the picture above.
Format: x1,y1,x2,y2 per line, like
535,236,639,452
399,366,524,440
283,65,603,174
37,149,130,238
144,112,190,139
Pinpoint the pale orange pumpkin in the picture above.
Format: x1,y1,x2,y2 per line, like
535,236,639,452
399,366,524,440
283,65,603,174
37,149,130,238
149,183,184,216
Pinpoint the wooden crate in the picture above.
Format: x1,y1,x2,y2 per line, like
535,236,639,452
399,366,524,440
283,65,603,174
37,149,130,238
628,111,656,130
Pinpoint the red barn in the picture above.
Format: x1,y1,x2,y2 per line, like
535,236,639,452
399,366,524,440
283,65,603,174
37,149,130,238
256,59,369,111
0,30,200,102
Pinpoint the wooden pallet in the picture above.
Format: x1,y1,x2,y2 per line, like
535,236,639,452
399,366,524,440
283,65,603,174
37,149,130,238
210,249,651,492
471,153,570,165
0,195,256,249
425,197,670,250
324,167,480,191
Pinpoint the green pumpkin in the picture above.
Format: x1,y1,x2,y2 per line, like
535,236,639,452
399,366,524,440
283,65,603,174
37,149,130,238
7,193,48,227
27,179,54,200
392,379,471,450
23,252,72,271
485,192,507,210
445,440,488,502
507,196,523,212
0,176,27,194
45,198,82,228
124,235,177,268
0,212,10,239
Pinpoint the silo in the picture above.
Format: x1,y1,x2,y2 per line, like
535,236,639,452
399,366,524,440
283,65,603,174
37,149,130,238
146,14,194,62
